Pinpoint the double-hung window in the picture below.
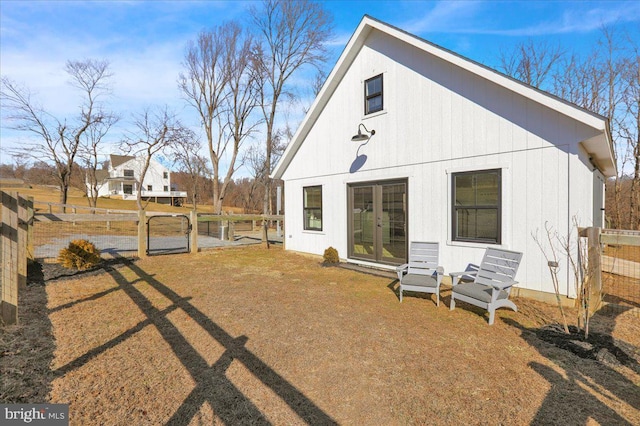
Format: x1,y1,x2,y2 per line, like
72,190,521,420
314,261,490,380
452,169,501,244
364,74,383,115
303,186,322,231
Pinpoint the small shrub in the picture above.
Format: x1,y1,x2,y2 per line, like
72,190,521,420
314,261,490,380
323,246,340,265
58,239,102,270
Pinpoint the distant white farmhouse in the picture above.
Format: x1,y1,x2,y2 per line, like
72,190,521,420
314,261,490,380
90,154,187,205
271,16,616,301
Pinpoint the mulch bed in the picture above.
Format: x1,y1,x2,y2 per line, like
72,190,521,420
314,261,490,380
26,257,135,286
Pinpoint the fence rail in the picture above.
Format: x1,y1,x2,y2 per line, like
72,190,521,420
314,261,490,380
600,228,640,313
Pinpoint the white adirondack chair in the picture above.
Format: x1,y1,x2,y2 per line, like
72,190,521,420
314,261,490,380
396,242,443,306
449,248,523,325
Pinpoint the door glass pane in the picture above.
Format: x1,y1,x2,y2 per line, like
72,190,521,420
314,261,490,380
352,186,375,257
381,183,406,262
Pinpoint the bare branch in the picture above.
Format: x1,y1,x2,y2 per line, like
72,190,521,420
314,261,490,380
1,60,115,208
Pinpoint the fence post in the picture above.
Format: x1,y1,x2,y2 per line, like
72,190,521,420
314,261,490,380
588,227,602,314
1,191,19,325
138,209,147,258
17,194,29,290
190,210,198,254
228,220,235,241
106,210,111,231
26,196,34,262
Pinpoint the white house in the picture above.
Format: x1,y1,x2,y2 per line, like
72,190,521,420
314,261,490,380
90,154,187,205
271,16,616,301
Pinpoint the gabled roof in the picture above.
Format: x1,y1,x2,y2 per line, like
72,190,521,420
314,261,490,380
110,154,135,168
272,15,617,179
95,169,109,183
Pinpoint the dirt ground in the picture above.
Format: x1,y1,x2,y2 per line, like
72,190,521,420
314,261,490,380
1,246,639,425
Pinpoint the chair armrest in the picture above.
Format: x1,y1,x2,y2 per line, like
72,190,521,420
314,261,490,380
449,270,477,286
396,264,408,281
491,280,518,291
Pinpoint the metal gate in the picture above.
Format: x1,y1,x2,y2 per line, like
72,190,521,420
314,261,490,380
147,214,191,256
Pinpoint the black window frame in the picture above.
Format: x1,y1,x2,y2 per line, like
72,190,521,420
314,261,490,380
364,74,383,115
163,171,168,179
303,185,323,231
164,185,169,192
147,185,153,191
123,169,134,177
451,169,502,244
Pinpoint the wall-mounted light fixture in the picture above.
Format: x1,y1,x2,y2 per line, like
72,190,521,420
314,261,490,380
351,123,376,142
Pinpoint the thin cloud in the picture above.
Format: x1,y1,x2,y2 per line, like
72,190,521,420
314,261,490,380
399,1,640,37
402,0,486,34
474,2,640,36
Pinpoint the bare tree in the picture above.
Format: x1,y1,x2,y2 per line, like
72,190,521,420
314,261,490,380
121,107,187,210
499,39,564,88
172,136,210,209
1,59,114,208
552,51,607,113
82,113,119,208
180,22,258,213
532,224,571,334
619,38,640,228
250,0,333,214
218,22,261,212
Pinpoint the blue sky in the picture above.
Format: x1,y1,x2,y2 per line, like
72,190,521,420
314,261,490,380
1,0,639,171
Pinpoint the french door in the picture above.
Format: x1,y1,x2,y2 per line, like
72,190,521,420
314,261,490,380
348,180,407,265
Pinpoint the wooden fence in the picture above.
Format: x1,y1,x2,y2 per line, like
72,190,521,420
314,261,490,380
1,191,32,325
1,190,284,325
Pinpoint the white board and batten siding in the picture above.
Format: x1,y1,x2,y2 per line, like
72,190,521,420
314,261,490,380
275,17,615,299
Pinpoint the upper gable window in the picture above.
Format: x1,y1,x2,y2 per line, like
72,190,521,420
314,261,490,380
365,74,383,115
124,169,134,177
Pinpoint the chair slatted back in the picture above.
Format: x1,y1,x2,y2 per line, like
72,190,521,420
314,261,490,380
474,248,523,287
407,242,439,276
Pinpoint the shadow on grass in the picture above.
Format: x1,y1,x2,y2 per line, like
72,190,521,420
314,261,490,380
504,309,640,425
0,262,56,403
53,256,337,425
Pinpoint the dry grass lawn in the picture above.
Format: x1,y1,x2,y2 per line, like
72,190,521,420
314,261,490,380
2,246,640,424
